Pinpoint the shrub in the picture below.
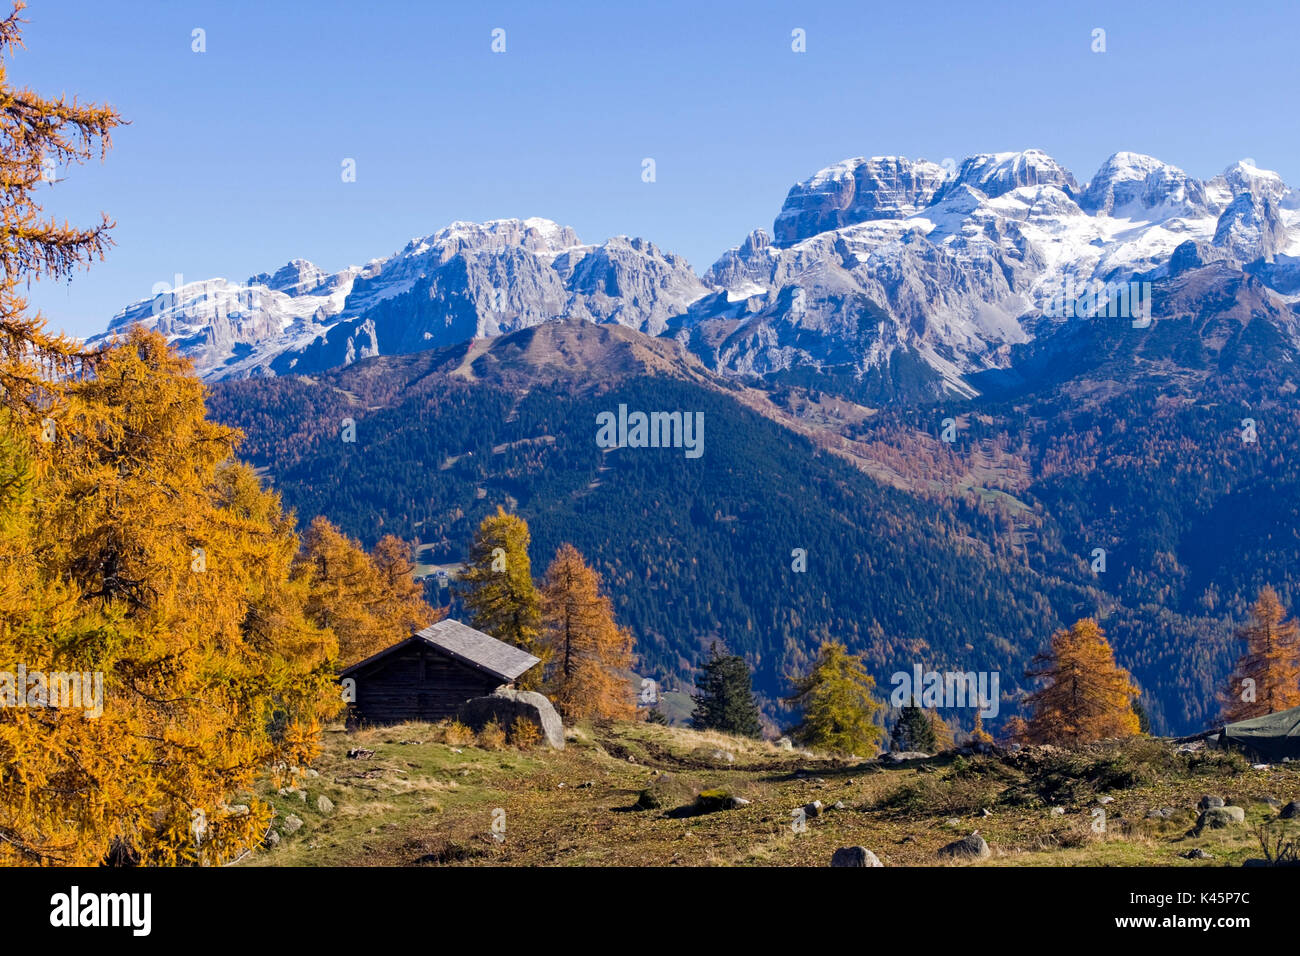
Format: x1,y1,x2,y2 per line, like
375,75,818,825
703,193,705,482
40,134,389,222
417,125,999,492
1186,747,1250,776
443,721,475,747
876,770,1005,817
509,717,542,749
478,720,507,750
1254,820,1300,865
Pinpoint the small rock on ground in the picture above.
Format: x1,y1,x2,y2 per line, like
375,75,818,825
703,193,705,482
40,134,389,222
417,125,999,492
938,832,990,860
831,846,883,867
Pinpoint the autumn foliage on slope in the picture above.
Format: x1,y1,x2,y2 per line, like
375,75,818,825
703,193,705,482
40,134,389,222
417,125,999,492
2,327,345,864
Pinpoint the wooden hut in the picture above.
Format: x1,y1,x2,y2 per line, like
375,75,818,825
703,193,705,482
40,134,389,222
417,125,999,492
340,619,540,725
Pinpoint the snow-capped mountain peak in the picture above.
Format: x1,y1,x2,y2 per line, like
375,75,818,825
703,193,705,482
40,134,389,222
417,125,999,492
93,151,1300,399
91,217,709,379
679,149,1300,400
941,148,1079,201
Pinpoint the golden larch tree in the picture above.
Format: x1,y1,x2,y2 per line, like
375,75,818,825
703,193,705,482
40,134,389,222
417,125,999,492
457,506,545,689
1221,586,1300,722
7,328,341,865
1024,618,1140,746
0,2,120,411
369,534,438,643
293,517,438,667
927,708,955,751
539,543,634,719
782,640,883,755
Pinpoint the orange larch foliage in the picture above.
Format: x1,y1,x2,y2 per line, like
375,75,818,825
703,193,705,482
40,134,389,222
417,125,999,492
1023,618,1141,746
1221,586,1300,722
293,516,438,668
6,329,341,865
539,543,635,720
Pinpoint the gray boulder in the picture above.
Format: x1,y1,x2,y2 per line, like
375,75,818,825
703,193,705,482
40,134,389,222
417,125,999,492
1198,806,1246,829
938,832,990,861
831,846,883,867
281,814,303,835
1281,801,1300,819
1197,795,1225,810
459,688,564,750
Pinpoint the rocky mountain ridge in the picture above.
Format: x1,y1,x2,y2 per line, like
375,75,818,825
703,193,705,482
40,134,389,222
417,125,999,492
93,151,1300,398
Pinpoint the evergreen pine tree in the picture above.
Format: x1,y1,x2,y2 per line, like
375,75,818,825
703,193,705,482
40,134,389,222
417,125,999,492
690,642,762,737
892,704,936,752
1132,699,1152,735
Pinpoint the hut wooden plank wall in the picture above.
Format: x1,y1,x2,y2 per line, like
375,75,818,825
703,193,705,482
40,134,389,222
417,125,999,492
341,619,540,725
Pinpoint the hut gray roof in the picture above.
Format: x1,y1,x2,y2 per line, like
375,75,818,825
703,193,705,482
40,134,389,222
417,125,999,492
341,618,541,684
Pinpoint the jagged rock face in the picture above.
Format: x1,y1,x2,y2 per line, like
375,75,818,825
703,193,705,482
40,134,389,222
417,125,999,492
936,149,1079,202
556,236,705,334
1213,191,1289,263
772,156,948,245
92,217,708,380
96,274,346,374
246,259,335,296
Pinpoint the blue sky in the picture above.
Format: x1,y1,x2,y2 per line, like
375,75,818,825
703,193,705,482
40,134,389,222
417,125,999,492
20,0,1300,338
